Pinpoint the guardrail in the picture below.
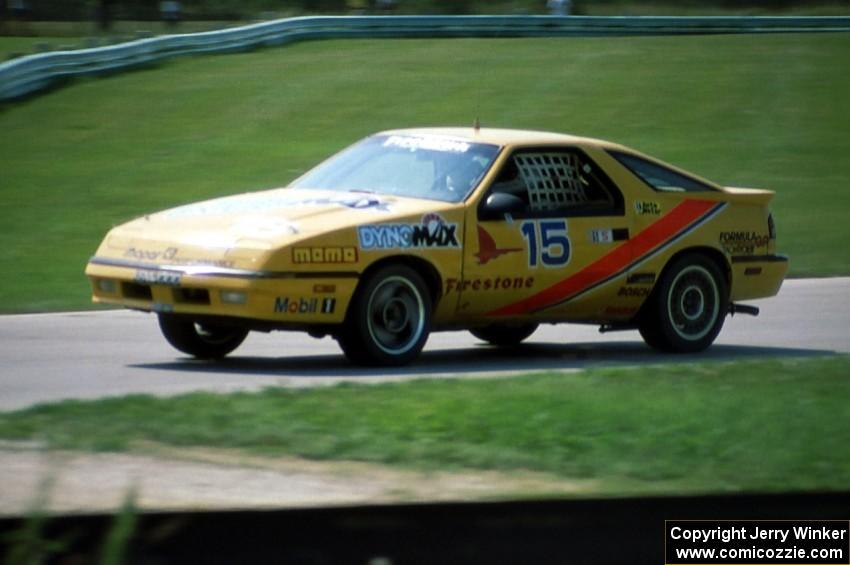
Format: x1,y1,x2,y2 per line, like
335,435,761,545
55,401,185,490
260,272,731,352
2,15,850,101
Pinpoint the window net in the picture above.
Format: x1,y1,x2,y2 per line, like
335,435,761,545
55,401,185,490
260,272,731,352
514,153,590,212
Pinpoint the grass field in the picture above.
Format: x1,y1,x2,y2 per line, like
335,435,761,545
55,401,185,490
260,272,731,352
1,357,848,495
1,33,849,312
0,37,65,60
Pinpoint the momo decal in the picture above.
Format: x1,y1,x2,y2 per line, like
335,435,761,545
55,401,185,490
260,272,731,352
445,276,534,293
720,231,769,255
474,225,522,265
274,296,336,315
292,246,358,265
358,213,459,250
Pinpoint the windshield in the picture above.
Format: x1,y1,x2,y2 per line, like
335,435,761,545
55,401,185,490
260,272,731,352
290,134,501,203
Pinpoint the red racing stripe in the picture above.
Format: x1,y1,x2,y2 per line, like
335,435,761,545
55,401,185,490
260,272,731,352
487,199,718,317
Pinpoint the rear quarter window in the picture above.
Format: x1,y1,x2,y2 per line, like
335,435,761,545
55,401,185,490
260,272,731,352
608,150,717,193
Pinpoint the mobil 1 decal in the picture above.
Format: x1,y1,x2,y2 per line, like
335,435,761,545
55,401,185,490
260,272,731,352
519,219,571,268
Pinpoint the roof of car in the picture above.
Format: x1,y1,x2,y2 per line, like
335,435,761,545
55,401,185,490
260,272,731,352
378,127,620,149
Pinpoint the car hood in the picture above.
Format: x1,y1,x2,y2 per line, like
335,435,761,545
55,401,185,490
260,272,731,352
95,188,449,269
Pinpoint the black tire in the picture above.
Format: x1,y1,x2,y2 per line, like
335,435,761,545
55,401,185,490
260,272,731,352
470,323,538,347
158,315,248,359
638,253,728,353
337,265,432,366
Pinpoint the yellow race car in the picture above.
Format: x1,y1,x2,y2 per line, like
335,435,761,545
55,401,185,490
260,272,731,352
86,128,788,365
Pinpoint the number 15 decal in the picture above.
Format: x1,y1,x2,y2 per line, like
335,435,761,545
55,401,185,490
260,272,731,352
520,220,571,267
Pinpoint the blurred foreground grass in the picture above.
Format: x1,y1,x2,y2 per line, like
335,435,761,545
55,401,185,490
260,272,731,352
1,33,849,311
1,357,848,495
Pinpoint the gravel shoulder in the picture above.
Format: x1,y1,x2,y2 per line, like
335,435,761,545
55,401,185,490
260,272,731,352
0,442,593,517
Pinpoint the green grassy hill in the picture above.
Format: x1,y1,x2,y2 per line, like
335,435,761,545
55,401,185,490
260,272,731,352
1,32,849,312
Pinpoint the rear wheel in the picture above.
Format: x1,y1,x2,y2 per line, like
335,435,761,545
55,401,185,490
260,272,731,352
470,323,538,347
158,315,248,359
638,254,728,353
337,265,432,366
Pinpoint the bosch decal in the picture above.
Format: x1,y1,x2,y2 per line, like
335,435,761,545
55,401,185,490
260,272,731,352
617,286,651,298
358,213,459,250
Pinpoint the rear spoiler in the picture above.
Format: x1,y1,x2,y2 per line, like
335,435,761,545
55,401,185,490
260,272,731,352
721,186,775,206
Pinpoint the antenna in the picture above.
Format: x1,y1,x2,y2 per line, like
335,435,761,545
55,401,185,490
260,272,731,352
473,66,483,133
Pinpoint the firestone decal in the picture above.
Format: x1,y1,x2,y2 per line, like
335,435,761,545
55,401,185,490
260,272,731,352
358,213,460,250
445,276,534,293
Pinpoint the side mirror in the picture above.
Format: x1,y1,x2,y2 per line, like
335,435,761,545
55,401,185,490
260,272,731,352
479,192,525,221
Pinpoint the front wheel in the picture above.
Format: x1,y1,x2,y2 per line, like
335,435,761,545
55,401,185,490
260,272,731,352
158,315,248,359
337,265,432,366
638,254,728,353
470,323,538,347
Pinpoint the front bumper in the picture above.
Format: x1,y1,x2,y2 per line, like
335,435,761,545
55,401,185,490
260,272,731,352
85,257,358,325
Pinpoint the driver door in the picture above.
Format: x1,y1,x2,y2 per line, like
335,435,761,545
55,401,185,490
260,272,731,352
456,146,630,321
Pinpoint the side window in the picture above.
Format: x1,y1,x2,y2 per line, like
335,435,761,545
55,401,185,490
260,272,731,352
487,148,624,218
608,150,717,193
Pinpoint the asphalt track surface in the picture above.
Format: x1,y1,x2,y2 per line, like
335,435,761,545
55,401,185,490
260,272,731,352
1,278,848,411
